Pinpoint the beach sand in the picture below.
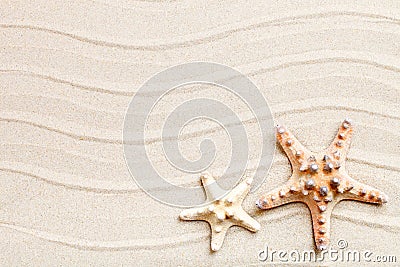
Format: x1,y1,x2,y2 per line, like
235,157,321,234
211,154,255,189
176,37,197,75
0,0,399,265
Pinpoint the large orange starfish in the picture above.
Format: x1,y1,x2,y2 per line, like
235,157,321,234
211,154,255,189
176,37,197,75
256,119,388,251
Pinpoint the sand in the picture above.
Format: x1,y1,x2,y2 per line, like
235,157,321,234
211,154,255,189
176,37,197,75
0,0,399,265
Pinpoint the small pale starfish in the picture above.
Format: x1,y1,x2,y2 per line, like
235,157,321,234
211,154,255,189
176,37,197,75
180,173,260,251
256,119,388,251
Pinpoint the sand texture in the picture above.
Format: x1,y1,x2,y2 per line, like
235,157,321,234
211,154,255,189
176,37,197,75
0,0,399,266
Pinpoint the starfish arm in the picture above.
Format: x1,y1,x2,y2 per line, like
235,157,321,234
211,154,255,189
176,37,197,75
309,204,332,251
200,173,227,201
209,223,230,251
338,175,389,204
326,119,354,164
276,125,313,168
233,209,261,232
224,178,252,204
179,207,207,221
256,182,301,210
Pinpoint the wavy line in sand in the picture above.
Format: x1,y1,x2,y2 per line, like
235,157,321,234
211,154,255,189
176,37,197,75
1,155,397,196
0,168,135,194
348,158,400,173
0,70,133,97
1,11,400,50
5,24,400,62
1,101,398,145
247,57,400,77
2,54,400,97
7,135,400,171
1,93,124,115
257,206,399,233
0,44,165,66
0,221,206,251
1,143,115,164
2,75,399,119
0,207,397,251
0,118,121,144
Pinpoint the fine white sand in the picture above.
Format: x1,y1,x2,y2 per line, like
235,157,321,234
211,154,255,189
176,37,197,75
0,0,399,265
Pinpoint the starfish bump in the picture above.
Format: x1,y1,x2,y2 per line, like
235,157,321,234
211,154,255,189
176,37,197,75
180,173,260,251
256,119,388,251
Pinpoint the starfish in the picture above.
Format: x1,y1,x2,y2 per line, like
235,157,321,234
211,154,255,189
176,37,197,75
179,173,260,251
256,119,388,251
